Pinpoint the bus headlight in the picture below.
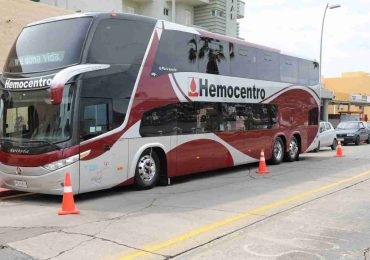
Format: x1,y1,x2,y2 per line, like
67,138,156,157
43,154,79,171
42,150,90,171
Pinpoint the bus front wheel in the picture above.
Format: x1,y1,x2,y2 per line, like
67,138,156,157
285,136,299,162
135,149,160,189
270,137,284,165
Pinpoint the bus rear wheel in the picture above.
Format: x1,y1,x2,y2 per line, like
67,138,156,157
135,149,160,189
285,136,299,162
270,137,284,165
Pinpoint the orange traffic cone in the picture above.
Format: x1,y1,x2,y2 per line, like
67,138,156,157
335,140,344,157
256,149,270,174
58,172,79,215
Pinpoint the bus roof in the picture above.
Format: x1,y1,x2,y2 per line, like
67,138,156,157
26,12,316,62
26,12,156,27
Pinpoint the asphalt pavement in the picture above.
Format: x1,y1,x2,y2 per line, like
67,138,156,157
1,143,370,260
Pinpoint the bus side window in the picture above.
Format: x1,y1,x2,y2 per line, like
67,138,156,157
257,50,279,82
140,104,177,137
198,38,230,76
87,19,154,65
230,45,257,79
299,59,310,85
176,103,197,134
152,31,198,77
196,103,220,133
280,55,299,84
309,61,320,86
79,98,112,141
309,107,319,125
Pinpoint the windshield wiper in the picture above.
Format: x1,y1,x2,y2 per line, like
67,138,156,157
25,140,61,150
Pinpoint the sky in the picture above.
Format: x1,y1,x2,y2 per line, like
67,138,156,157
238,0,370,78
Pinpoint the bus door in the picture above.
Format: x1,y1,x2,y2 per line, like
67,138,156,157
78,98,115,192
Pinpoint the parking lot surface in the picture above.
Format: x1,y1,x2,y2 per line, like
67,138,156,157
1,144,370,260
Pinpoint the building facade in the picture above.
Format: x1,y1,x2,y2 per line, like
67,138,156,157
39,0,245,38
323,71,370,123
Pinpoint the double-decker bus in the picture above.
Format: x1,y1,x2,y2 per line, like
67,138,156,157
0,13,319,194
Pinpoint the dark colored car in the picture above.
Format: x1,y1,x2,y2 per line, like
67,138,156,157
336,121,370,145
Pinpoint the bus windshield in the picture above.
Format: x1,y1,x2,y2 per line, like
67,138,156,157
0,85,75,145
4,17,92,73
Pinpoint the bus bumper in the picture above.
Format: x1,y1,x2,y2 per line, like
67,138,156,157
0,162,79,195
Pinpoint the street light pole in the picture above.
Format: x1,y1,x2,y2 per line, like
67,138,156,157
319,3,340,120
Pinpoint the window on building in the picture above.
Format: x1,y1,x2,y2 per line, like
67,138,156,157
211,10,225,18
163,8,169,16
185,10,192,25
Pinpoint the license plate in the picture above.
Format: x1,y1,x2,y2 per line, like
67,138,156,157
14,180,27,188
338,138,344,141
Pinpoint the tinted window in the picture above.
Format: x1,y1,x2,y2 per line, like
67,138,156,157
309,108,319,125
79,98,112,140
5,18,92,73
250,104,277,130
230,45,257,78
87,19,154,65
152,31,198,77
140,104,178,137
257,50,279,81
299,60,310,85
0,86,75,143
140,102,278,137
81,72,132,134
176,103,197,134
198,37,230,75
196,103,220,133
280,55,299,83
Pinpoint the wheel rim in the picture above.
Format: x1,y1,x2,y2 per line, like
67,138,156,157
273,140,283,161
138,155,156,183
289,139,299,158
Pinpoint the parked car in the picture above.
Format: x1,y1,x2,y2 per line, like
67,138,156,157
335,121,370,145
311,121,338,152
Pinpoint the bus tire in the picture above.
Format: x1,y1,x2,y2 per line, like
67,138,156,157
270,137,284,165
134,149,160,189
314,142,320,153
285,136,299,162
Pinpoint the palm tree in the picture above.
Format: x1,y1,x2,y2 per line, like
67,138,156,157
198,37,225,75
188,36,198,64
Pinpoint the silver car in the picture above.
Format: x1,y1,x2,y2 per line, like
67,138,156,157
312,122,338,152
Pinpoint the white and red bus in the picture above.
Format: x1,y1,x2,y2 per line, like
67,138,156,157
0,13,319,194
